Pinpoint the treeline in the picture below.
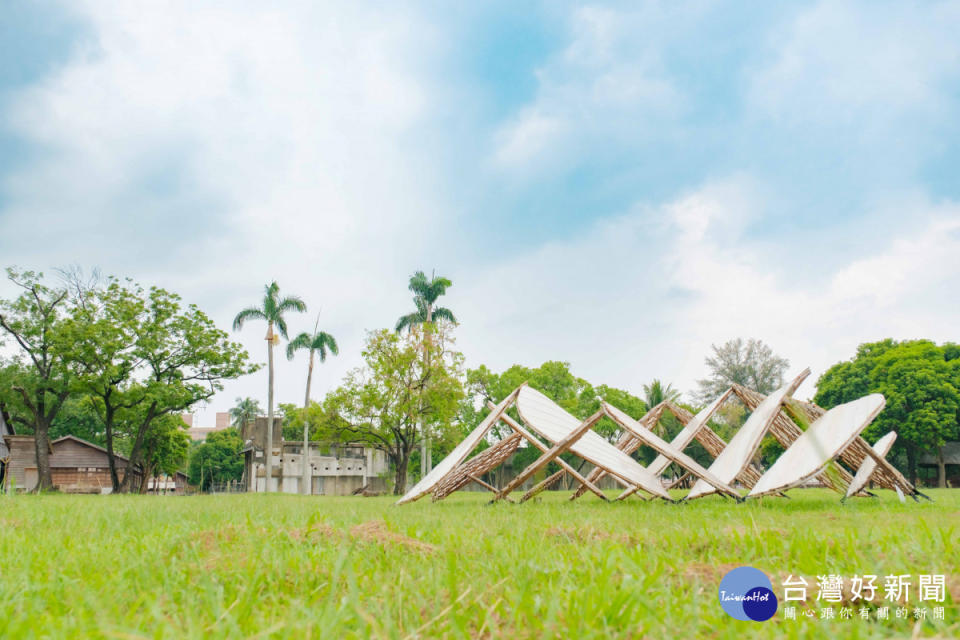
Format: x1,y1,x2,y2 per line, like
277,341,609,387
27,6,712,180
4,264,957,495
0,268,256,492
815,339,960,486
288,335,960,493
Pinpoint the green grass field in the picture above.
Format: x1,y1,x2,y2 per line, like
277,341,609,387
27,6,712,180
1,489,957,639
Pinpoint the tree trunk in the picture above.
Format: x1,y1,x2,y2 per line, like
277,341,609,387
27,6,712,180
394,452,408,495
937,447,947,489
104,406,121,492
33,422,53,492
266,323,275,493
303,350,314,495
119,407,156,493
304,350,314,408
138,463,154,494
420,312,432,476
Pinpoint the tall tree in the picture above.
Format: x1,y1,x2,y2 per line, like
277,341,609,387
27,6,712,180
695,338,789,403
287,314,338,494
287,317,340,408
395,270,456,478
229,396,262,440
394,271,457,333
815,339,960,486
69,279,256,492
321,325,464,494
233,282,306,492
0,269,76,490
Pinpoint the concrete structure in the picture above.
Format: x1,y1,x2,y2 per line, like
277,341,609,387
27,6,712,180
1,434,142,493
183,411,232,441
241,416,388,494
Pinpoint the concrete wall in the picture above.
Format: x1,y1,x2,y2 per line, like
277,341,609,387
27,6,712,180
245,443,388,495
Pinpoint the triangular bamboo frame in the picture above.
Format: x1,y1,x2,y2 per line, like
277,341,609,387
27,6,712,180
398,371,928,505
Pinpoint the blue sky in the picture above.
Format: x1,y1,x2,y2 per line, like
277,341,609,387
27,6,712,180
1,1,959,422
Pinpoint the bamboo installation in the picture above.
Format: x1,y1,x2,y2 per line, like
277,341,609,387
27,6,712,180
396,371,927,506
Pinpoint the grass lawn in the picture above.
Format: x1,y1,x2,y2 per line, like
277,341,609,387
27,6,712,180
0,489,957,639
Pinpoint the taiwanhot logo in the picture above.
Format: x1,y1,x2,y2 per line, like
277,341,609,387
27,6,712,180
718,566,779,621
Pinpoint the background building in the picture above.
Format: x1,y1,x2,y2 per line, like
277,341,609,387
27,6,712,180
241,416,388,494
182,411,231,441
1,434,142,493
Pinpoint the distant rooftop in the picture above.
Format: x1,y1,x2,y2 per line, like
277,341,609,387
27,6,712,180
182,411,231,440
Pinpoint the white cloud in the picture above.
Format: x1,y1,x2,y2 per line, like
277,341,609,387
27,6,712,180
0,1,458,422
2,1,959,426
749,2,960,126
455,178,960,402
491,5,683,171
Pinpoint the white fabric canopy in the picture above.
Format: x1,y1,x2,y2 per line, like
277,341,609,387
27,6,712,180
516,386,670,500
688,371,808,499
747,394,886,497
845,431,897,499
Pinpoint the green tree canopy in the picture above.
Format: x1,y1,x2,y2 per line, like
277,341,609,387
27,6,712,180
66,278,257,492
318,324,464,494
0,268,79,490
815,339,960,486
188,427,244,491
230,396,262,434
394,270,456,333
462,361,661,477
642,379,680,409
139,414,190,492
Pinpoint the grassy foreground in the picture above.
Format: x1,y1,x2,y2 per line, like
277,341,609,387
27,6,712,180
0,489,957,639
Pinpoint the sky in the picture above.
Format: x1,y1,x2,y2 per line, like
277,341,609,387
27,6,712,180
1,1,959,426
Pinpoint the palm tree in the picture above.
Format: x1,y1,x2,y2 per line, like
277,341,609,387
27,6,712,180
287,314,338,495
643,379,681,408
230,397,262,439
395,270,457,478
233,282,306,492
394,270,456,333
642,379,681,435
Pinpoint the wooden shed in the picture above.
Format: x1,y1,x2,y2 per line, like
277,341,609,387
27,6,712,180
1,434,142,493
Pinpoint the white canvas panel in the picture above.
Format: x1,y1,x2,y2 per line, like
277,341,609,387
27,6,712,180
646,389,731,476
748,394,886,497
687,371,809,499
396,388,519,505
603,402,739,497
516,386,670,500
845,431,897,498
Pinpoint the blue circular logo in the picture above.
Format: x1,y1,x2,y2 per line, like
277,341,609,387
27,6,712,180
718,566,779,621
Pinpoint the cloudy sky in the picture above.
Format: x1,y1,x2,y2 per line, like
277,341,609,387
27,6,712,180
2,1,958,425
